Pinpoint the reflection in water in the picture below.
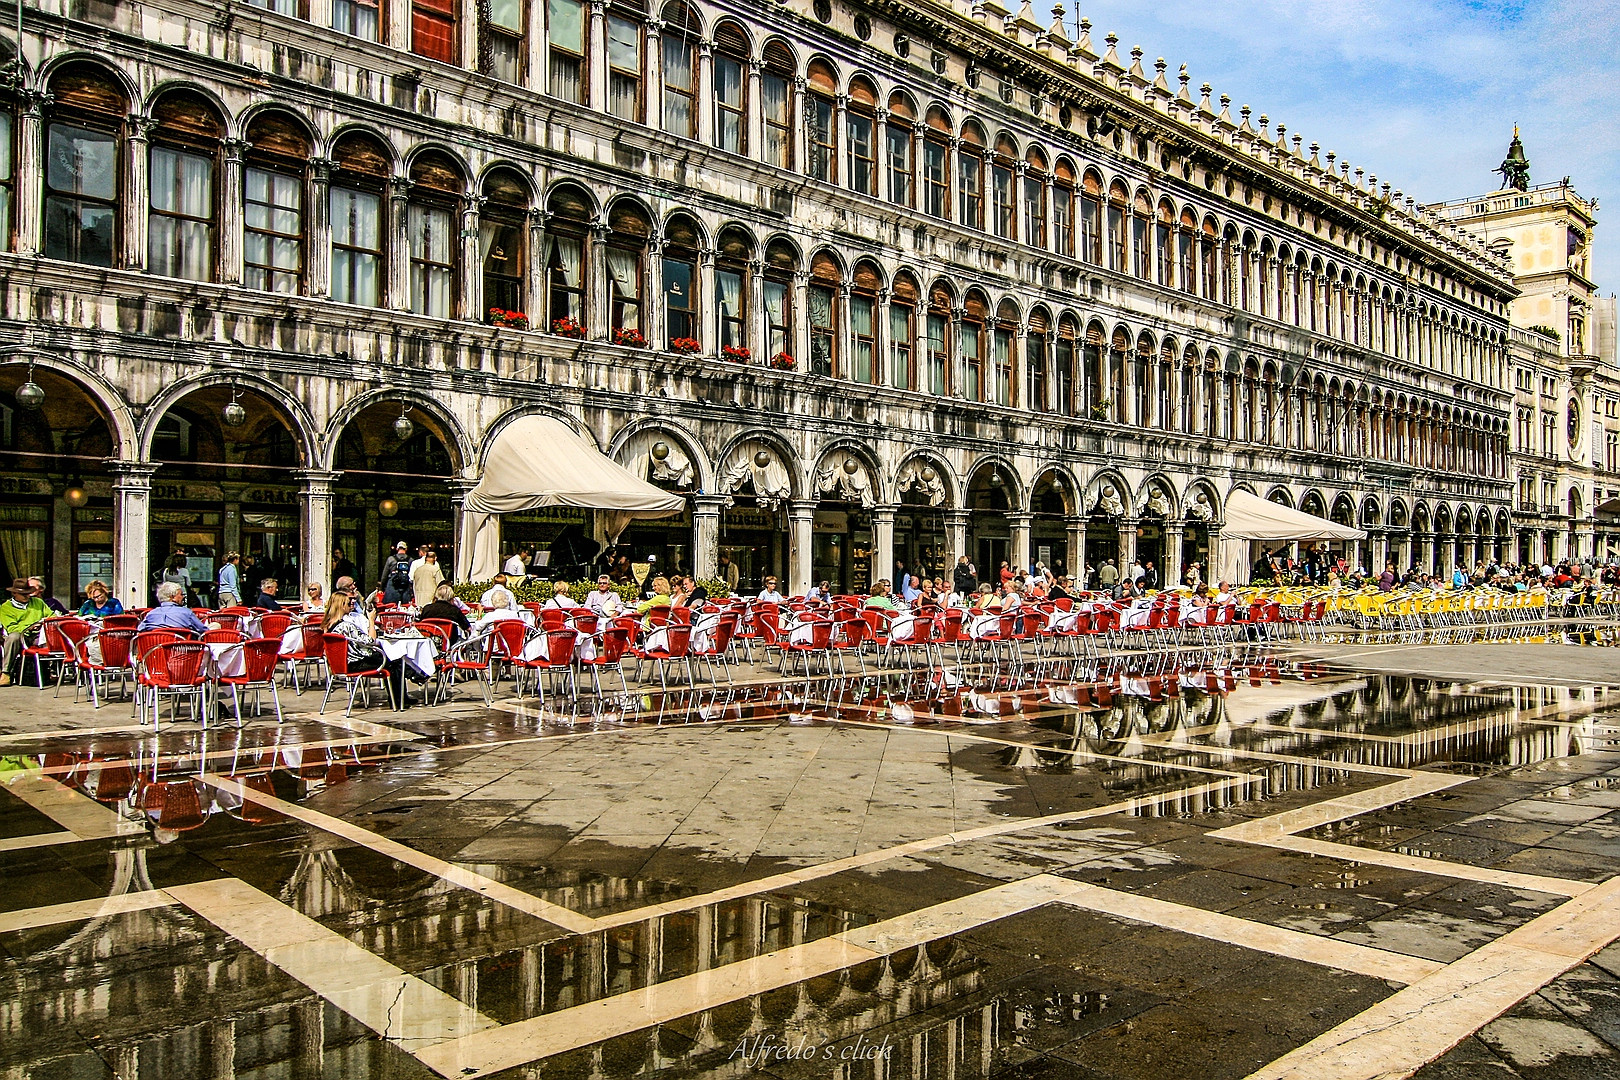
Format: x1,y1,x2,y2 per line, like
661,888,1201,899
4,657,1617,1078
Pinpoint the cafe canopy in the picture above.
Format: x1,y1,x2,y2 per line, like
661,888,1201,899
1214,489,1366,583
457,414,686,581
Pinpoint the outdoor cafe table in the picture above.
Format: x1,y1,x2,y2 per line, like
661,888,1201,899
378,633,439,676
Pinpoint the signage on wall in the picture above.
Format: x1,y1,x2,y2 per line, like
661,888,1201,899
814,511,849,533
0,477,53,496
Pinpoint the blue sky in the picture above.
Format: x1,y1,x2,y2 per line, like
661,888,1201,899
1068,0,1619,292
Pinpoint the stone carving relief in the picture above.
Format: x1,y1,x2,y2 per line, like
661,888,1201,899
896,461,947,507
816,454,874,507
620,429,694,490
1092,484,1126,518
1185,491,1215,520
720,439,792,508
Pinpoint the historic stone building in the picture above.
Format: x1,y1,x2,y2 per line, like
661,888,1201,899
0,0,1518,606
1440,139,1620,565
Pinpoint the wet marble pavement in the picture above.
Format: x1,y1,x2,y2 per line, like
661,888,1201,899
4,653,1620,1079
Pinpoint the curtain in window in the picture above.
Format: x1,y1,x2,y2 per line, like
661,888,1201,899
607,17,640,120
0,509,46,581
409,203,453,318
663,36,693,134
716,269,742,347
606,247,639,328
889,306,910,386
764,279,788,356
808,286,833,370
551,236,581,287
149,147,213,281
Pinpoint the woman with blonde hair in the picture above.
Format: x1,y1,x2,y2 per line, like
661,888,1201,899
78,580,123,617
321,593,410,707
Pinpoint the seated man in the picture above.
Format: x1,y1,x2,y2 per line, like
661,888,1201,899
585,575,621,617
417,583,471,640
254,578,284,610
478,573,511,608
138,581,209,635
28,577,68,615
674,575,709,610
1,578,49,686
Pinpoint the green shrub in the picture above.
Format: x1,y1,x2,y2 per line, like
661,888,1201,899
452,578,731,605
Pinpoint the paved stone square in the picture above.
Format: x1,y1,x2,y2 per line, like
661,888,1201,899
4,646,1620,1079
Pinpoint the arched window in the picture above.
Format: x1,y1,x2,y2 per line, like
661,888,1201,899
1051,160,1074,257
243,111,311,295
989,136,1016,240
851,259,880,383
806,60,837,183
1202,353,1218,436
407,150,464,318
1079,170,1102,265
481,169,530,320
846,78,878,197
483,0,527,82
713,22,748,154
886,93,914,207
1054,315,1076,416
661,211,700,345
1026,308,1049,412
606,9,643,122
1156,341,1174,428
661,2,699,138
147,90,221,282
808,251,840,376
1130,190,1150,280
1080,322,1103,416
1180,346,1198,432
890,271,917,388
992,299,1016,406
1258,245,1274,319
1023,149,1047,250
1201,219,1219,302
606,198,651,338
412,0,458,64
1105,181,1127,273
1178,208,1196,295
957,123,984,230
922,108,950,219
760,41,794,169
1220,226,1236,305
764,238,797,363
329,129,392,307
715,224,752,353
927,283,952,395
1107,327,1128,423
962,291,987,401
1239,236,1253,312
545,184,591,329
1155,200,1174,287
333,0,379,40
1131,333,1151,427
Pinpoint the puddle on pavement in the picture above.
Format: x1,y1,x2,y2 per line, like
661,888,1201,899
4,653,1618,1078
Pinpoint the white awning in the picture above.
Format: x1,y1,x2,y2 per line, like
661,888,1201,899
1220,489,1367,542
1214,490,1366,584
458,415,685,580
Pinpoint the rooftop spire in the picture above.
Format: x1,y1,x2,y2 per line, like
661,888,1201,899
1498,126,1530,192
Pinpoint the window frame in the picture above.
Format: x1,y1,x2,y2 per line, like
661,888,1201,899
147,137,218,284
885,120,912,207
712,48,747,155
606,12,643,123
411,0,459,65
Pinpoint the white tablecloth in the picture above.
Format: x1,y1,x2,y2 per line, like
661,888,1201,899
1119,604,1155,629
379,635,438,675
521,630,595,662
968,613,1002,640
208,642,245,677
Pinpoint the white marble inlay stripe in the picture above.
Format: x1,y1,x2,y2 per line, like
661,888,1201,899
2,773,146,840
415,874,1086,1078
1245,874,1620,1080
167,878,499,1052
1259,834,1591,898
0,891,178,934
198,773,597,934
0,830,80,852
1054,882,1443,985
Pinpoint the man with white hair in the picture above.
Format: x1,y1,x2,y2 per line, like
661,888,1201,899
472,586,524,632
138,582,209,634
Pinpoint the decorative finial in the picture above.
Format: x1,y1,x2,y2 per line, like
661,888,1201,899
1498,126,1530,192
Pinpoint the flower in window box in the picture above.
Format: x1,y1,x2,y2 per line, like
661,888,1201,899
669,337,702,355
722,345,752,363
612,327,647,348
550,316,587,339
487,308,529,329
769,352,796,371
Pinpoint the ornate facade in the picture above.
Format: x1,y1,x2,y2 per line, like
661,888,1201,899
0,0,1518,603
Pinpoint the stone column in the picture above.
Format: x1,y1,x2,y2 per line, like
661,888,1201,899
697,246,716,355
1418,533,1434,575
107,461,159,611
1371,531,1387,574
307,158,333,298
586,217,610,337
527,207,549,328
123,116,156,272
871,506,895,589
587,0,608,108
207,1017,236,1080
645,233,666,350
835,281,852,378
389,0,410,49
461,194,485,322
1164,522,1185,585
944,510,970,578
787,499,816,596
695,39,715,146
221,482,246,561
1117,518,1138,568
388,176,412,311
51,490,72,606
1007,512,1032,572
15,90,46,256
1012,325,1028,410
746,59,764,158
219,138,247,285
296,471,341,598
644,19,665,128
691,494,726,581
1065,516,1086,586
447,478,478,581
792,269,810,369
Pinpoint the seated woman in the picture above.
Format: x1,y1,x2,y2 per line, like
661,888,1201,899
473,586,526,632
542,580,579,610
636,577,672,616
321,593,410,707
303,581,326,612
970,584,1001,612
77,580,124,618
